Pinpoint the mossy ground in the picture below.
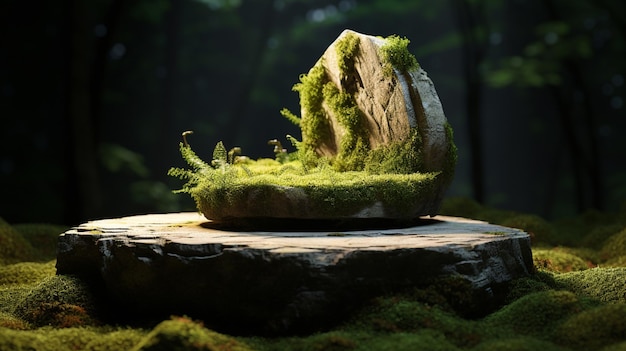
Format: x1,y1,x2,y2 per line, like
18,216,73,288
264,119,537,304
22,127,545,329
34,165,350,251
2,200,626,350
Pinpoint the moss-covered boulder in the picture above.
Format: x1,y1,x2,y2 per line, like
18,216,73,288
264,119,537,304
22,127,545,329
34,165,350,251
172,29,456,222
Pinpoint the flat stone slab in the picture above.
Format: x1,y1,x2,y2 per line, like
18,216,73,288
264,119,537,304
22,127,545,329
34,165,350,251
56,213,533,335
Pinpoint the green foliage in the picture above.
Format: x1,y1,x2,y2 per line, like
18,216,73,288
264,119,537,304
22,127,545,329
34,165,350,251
169,138,440,219
132,316,253,351
378,35,419,76
279,108,301,126
485,19,592,89
99,143,150,178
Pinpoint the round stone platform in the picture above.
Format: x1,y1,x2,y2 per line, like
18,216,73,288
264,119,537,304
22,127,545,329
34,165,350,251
56,212,533,335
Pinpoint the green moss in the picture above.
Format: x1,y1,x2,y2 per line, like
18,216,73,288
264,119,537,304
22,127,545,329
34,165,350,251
293,60,330,156
504,275,553,303
0,217,35,264
13,275,98,328
13,223,69,261
171,143,441,219
84,328,148,351
322,81,369,171
378,35,419,76
0,311,29,330
364,129,423,175
349,297,482,348
132,316,253,351
361,331,461,351
500,214,556,245
605,255,626,267
0,326,147,351
555,303,626,351
600,227,626,261
482,290,583,338
580,224,623,250
471,337,570,351
553,267,626,304
0,261,56,286
335,31,360,80
533,248,591,273
439,197,485,218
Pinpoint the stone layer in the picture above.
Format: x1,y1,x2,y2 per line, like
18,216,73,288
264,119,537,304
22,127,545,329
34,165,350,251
56,212,533,335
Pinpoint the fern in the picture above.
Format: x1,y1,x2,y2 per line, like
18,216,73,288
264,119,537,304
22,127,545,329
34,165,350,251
211,141,228,168
280,108,301,126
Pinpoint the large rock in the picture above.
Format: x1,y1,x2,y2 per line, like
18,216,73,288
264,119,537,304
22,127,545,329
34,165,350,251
56,213,533,335
307,29,452,174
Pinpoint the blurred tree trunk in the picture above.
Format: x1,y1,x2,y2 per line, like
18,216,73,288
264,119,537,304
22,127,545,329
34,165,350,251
544,0,604,211
63,0,102,224
62,0,126,224
224,0,277,146
156,0,182,179
91,0,125,142
453,0,488,204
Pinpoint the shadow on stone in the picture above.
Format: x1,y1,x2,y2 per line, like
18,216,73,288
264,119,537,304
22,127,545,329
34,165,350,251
200,217,441,232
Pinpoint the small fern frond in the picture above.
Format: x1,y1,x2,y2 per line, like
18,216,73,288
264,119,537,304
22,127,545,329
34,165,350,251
280,108,301,126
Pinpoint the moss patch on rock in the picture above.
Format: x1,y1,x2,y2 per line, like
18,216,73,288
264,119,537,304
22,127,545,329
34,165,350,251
171,31,456,221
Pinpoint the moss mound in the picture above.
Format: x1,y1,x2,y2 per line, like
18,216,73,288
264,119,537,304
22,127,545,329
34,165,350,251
471,337,569,351
500,214,556,245
482,291,583,338
132,316,253,351
553,267,626,304
13,275,98,328
555,303,626,351
0,261,56,286
13,223,69,260
170,144,443,220
600,228,626,261
0,217,35,264
533,248,591,272
0,326,147,351
2,199,626,349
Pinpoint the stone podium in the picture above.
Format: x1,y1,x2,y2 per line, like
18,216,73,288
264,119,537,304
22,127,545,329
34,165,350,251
56,213,533,335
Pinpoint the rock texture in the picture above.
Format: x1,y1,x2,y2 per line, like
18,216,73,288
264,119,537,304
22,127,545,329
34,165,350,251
57,213,533,335
311,29,452,173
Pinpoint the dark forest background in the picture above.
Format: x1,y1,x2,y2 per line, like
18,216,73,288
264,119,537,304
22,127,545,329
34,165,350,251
1,0,624,226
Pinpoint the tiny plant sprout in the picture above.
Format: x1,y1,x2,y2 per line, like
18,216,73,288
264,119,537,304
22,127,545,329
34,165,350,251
182,130,194,147
268,139,288,163
228,147,242,164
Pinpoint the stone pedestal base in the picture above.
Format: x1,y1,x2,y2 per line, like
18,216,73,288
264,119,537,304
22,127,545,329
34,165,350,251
56,213,533,335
